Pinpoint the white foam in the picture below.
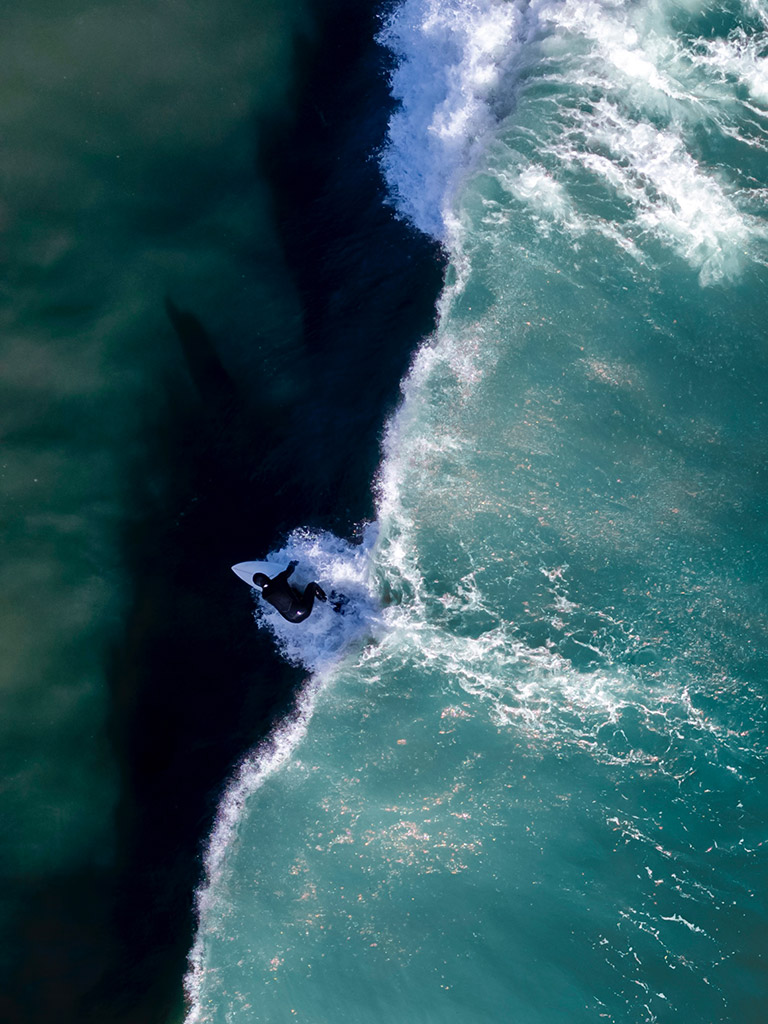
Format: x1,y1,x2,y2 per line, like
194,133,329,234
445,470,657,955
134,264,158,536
183,680,320,1023
689,27,768,107
494,158,648,260
376,0,689,240
373,321,499,604
538,0,688,103
497,162,583,233
379,0,768,279
378,0,534,240
746,0,768,25
555,99,768,282
250,527,383,674
534,1,768,279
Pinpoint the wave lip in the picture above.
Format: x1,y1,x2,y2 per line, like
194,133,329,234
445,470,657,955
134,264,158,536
183,684,320,1024
378,0,535,240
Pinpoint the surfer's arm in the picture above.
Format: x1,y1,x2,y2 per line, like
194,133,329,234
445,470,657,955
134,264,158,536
273,560,298,583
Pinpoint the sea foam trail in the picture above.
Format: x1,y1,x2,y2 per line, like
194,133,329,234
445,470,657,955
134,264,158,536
184,528,381,1021
183,685,320,1021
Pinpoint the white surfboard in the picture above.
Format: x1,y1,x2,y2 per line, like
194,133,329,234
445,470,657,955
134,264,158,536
231,559,304,590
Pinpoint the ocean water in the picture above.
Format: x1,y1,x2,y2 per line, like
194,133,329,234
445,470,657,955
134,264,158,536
187,1,768,1021
0,0,313,1017
3,2,448,1019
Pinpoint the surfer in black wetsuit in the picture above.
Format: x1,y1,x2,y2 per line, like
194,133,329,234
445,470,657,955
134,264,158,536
252,560,327,623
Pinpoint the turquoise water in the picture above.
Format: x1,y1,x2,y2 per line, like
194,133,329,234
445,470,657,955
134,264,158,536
188,1,768,1020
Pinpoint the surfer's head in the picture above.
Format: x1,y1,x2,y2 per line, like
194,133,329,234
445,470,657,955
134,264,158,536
252,572,270,589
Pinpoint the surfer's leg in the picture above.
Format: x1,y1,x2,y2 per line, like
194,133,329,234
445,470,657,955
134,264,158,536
305,582,326,603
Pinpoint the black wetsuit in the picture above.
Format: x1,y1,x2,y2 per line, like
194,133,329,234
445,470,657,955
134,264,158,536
253,561,326,623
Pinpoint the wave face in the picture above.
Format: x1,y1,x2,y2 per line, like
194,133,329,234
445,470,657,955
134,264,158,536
187,1,768,1020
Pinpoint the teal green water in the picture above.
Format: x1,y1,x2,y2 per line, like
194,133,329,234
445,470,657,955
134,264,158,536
0,0,308,944
188,1,768,1020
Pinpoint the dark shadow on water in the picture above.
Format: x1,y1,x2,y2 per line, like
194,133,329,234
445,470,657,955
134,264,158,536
5,4,445,1023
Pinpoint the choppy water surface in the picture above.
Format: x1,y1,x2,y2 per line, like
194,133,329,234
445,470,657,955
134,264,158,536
188,1,768,1021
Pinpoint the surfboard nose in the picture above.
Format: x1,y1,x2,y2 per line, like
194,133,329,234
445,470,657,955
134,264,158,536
231,562,261,585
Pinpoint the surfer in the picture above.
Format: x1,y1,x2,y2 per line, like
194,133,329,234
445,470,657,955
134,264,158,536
252,560,327,623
